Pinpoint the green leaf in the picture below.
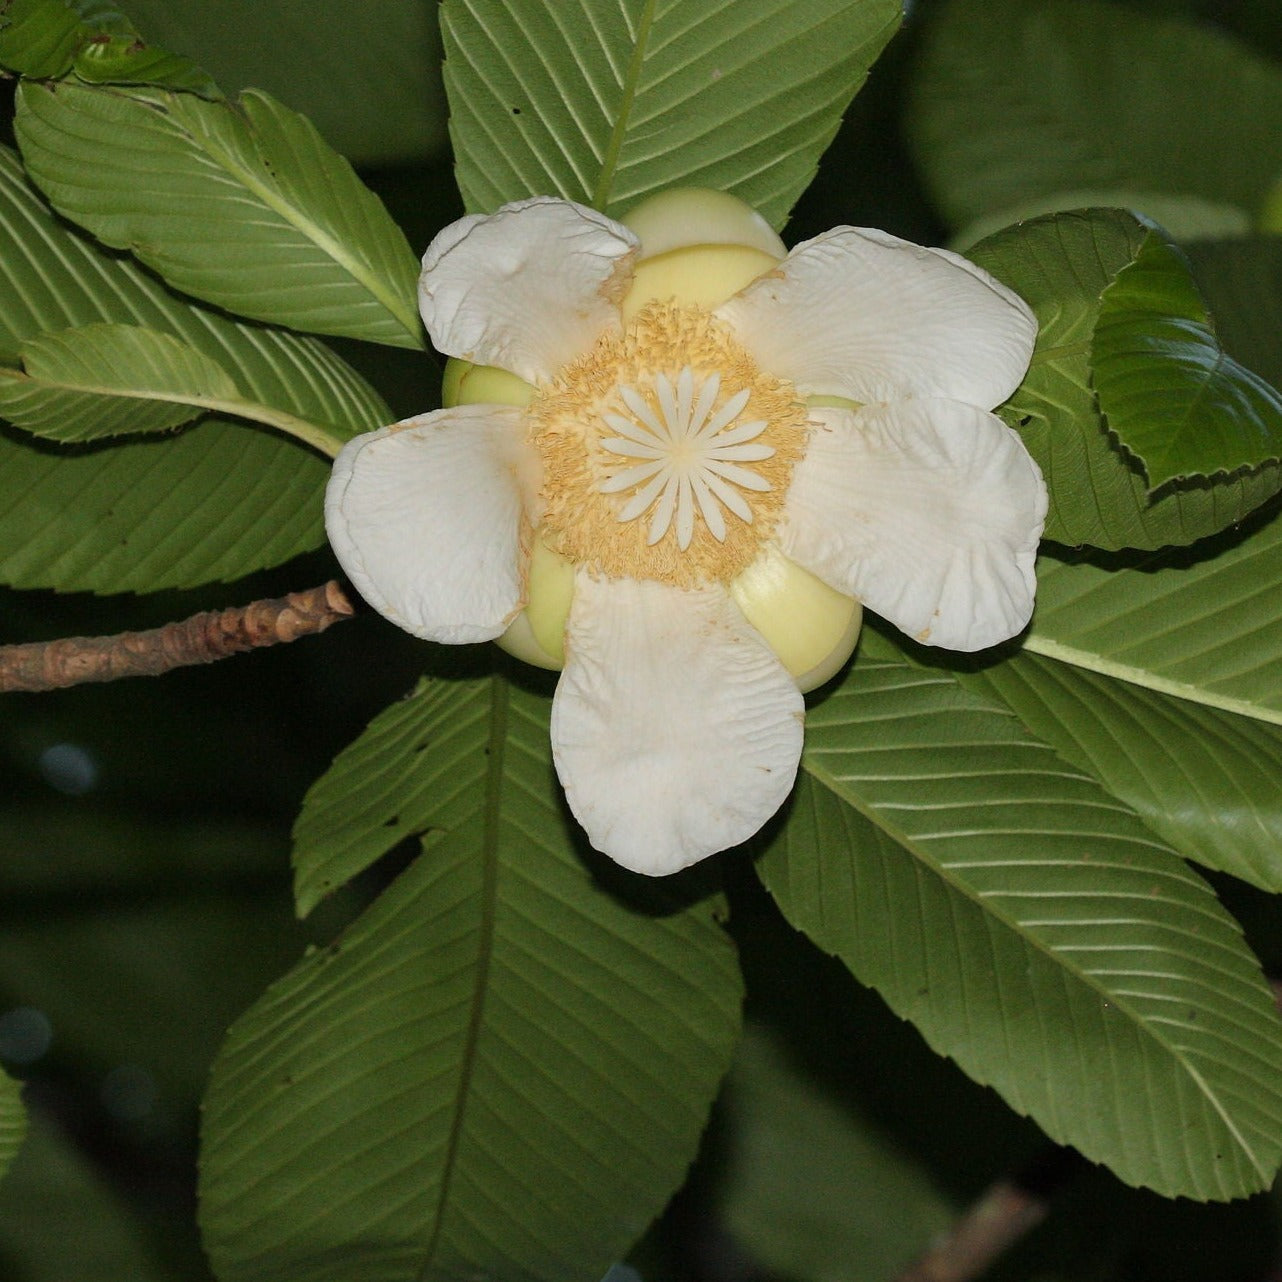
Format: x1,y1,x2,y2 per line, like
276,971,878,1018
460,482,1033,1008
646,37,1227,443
719,1025,953,1282
292,676,488,918
441,0,901,228
759,630,1282,1200
110,0,448,167
0,425,333,592
0,0,86,77
969,210,1282,549
953,190,1252,254
0,323,348,453
0,143,389,591
1185,237,1282,393
0,804,286,898
0,146,387,432
71,29,220,95
0,861,300,1106
0,1114,169,1282
15,80,423,347
0,323,239,440
908,0,1282,234
958,649,1282,892
0,0,218,94
1093,230,1282,488
1027,518,1282,728
201,675,743,1282
0,1067,26,1187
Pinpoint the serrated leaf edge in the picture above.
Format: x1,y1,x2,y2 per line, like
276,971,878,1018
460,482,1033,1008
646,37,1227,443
800,699,1277,1187
175,89,422,344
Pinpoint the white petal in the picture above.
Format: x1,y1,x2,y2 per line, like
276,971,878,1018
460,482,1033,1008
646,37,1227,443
325,407,536,644
778,403,1047,651
551,575,804,875
716,226,1037,410
418,197,638,385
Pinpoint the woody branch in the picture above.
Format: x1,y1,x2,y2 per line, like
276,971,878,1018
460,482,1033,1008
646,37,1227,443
0,581,356,693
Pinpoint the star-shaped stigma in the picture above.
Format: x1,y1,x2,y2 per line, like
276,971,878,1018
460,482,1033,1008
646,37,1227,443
599,366,776,549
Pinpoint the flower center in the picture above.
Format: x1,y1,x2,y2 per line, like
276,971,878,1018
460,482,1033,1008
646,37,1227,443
529,301,809,587
600,367,773,550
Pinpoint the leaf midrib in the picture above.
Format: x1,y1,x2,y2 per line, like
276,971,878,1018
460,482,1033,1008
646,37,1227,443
1024,634,1282,728
590,0,658,211
0,368,345,457
799,743,1272,1185
178,94,421,342
48,82,422,344
420,672,508,1276
1028,338,1090,366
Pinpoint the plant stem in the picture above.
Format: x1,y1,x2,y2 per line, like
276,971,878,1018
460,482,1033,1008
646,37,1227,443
892,1147,1082,1282
0,581,356,692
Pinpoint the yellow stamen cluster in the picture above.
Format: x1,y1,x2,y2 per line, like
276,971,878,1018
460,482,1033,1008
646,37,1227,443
529,300,809,587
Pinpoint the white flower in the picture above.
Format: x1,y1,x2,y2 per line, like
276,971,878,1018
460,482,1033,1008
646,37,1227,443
325,190,1046,877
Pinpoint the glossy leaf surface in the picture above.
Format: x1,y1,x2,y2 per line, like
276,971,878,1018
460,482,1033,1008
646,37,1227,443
0,0,218,92
292,677,487,918
1186,237,1282,392
970,210,1282,549
0,322,348,454
0,323,240,442
1093,231,1282,488
441,0,901,228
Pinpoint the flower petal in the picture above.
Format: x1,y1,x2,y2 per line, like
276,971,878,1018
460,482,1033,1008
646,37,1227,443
778,403,1047,651
419,197,638,384
325,406,537,643
716,227,1037,409
551,574,804,875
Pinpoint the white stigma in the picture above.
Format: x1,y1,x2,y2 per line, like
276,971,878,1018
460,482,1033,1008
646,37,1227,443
598,366,775,549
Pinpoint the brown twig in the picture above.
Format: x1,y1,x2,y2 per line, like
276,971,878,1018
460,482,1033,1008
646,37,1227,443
893,1181,1048,1282
893,1147,1081,1282
0,581,356,693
